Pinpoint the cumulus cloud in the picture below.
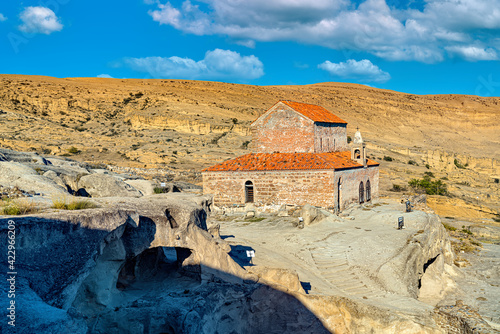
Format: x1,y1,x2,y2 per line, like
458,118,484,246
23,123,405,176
319,59,391,82
0,13,7,22
123,49,264,81
19,6,63,34
446,46,498,61
147,0,500,63
97,74,114,78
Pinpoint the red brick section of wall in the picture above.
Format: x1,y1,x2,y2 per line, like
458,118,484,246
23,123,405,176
203,170,336,208
251,104,315,153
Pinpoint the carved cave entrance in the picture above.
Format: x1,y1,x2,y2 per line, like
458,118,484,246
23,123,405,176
116,247,201,290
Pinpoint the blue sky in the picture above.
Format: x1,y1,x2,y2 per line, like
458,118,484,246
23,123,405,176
0,0,499,96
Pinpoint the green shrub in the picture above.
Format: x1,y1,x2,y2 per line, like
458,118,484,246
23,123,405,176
154,187,167,194
2,199,37,215
52,198,97,210
347,136,352,144
383,156,393,162
67,200,97,210
408,160,417,165
425,164,430,169
408,175,447,195
442,223,456,231
454,158,466,169
424,171,434,178
67,146,80,154
391,184,406,192
241,141,250,149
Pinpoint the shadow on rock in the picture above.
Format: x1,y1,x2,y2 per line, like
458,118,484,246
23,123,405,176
0,197,328,334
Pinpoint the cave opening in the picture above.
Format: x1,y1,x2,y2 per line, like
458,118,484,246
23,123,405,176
116,246,201,291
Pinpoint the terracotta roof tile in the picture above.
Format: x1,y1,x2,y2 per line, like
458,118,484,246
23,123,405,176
281,101,347,124
203,151,379,172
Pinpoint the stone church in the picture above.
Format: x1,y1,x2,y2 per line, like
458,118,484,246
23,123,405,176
202,101,379,211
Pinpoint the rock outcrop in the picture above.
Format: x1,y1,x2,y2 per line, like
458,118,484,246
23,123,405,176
0,195,333,333
78,173,142,198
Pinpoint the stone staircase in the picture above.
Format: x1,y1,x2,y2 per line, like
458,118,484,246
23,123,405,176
310,246,384,299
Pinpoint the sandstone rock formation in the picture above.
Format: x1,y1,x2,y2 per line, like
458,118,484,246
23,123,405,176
78,173,142,198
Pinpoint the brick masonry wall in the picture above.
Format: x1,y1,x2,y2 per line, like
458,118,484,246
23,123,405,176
251,104,315,153
314,123,348,152
203,170,336,207
334,166,379,210
203,166,379,210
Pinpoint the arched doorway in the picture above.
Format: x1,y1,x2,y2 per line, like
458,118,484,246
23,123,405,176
366,180,371,202
359,181,364,204
245,181,254,203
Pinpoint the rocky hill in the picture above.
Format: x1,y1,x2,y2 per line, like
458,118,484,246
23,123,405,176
0,74,499,217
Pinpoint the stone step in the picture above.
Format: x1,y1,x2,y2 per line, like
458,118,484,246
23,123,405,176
315,262,348,269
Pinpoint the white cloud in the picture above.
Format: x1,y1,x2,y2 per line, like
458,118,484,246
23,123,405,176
318,59,391,82
446,46,498,61
0,13,7,22
148,0,500,63
97,74,114,78
124,49,264,80
19,6,63,35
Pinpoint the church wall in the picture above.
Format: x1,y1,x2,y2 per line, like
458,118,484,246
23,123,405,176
314,123,348,152
203,170,336,208
251,104,315,153
334,166,379,210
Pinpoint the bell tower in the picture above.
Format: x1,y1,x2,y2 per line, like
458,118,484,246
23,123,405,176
351,127,367,167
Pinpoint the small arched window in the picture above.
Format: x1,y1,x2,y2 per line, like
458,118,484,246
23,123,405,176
354,149,361,159
359,181,364,204
366,179,371,202
245,181,254,203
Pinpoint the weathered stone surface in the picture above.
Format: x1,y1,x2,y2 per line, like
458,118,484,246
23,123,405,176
246,267,305,294
0,161,68,196
301,203,330,226
78,173,142,198
124,179,155,196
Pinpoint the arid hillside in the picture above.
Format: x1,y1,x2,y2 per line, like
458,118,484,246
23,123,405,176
1,74,499,216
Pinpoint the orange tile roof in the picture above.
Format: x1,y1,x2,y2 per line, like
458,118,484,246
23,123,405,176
281,101,347,124
203,151,379,172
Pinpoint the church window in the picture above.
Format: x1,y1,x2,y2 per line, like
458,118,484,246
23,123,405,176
245,181,254,203
366,180,371,202
359,181,364,204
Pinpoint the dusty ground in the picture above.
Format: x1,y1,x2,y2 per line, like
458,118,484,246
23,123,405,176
209,199,500,331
